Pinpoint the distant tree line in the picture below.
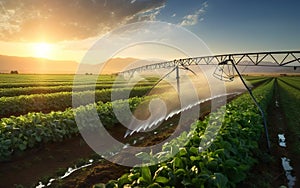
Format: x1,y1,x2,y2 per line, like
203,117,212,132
10,70,18,74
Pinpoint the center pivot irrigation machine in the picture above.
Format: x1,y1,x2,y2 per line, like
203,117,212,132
119,51,300,152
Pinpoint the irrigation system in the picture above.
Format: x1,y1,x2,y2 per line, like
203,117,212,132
119,51,300,151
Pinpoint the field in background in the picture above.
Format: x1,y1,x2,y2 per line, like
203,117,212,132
0,74,299,187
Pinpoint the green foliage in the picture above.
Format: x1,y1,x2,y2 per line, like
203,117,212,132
277,77,300,155
0,74,111,88
103,79,275,187
278,76,300,90
0,87,151,118
0,96,146,161
0,82,159,97
0,74,160,96
243,76,272,86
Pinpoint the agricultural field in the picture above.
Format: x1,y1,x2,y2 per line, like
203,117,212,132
0,74,299,188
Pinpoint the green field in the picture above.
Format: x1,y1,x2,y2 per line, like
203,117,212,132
0,74,299,187
277,77,300,155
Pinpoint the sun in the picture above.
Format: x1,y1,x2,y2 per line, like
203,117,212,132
33,43,53,59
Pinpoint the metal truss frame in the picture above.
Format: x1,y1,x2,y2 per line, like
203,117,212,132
119,51,300,76
118,51,300,152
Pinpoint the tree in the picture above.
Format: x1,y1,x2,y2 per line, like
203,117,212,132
10,70,18,74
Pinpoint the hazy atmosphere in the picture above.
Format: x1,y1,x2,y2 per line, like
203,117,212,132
0,0,299,64
0,1,300,187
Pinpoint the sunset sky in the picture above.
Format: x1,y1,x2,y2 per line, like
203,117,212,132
0,0,299,63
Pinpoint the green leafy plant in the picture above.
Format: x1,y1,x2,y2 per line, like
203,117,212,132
101,79,275,187
0,96,148,160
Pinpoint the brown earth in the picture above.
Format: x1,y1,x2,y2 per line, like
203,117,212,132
0,80,274,188
0,94,225,188
266,79,299,187
241,79,299,188
0,135,95,188
46,98,216,188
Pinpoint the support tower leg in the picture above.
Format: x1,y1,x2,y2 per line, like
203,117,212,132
176,65,180,95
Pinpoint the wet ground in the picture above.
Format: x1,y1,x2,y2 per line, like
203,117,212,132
251,79,299,188
1,93,241,188
1,78,286,188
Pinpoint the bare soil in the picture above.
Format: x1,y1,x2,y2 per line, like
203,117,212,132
268,79,299,187
241,79,299,188
0,81,277,188
0,94,222,188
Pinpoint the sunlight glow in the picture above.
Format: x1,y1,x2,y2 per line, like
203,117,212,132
32,43,53,58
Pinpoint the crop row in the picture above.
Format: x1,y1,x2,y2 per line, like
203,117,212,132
0,74,113,84
278,77,300,90
0,75,159,89
0,81,126,89
278,76,300,82
0,82,160,97
0,86,152,118
245,77,271,86
277,78,300,154
100,79,275,187
0,96,148,161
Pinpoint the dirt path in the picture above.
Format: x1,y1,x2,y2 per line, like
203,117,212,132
0,78,271,188
0,93,240,188
49,99,215,188
0,135,96,188
265,79,298,187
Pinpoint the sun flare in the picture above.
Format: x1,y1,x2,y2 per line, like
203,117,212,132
32,43,53,59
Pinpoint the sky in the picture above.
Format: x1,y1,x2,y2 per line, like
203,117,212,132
0,0,299,63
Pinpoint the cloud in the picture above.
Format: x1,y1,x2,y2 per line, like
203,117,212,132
180,1,208,26
130,4,165,22
171,13,176,17
0,0,166,42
